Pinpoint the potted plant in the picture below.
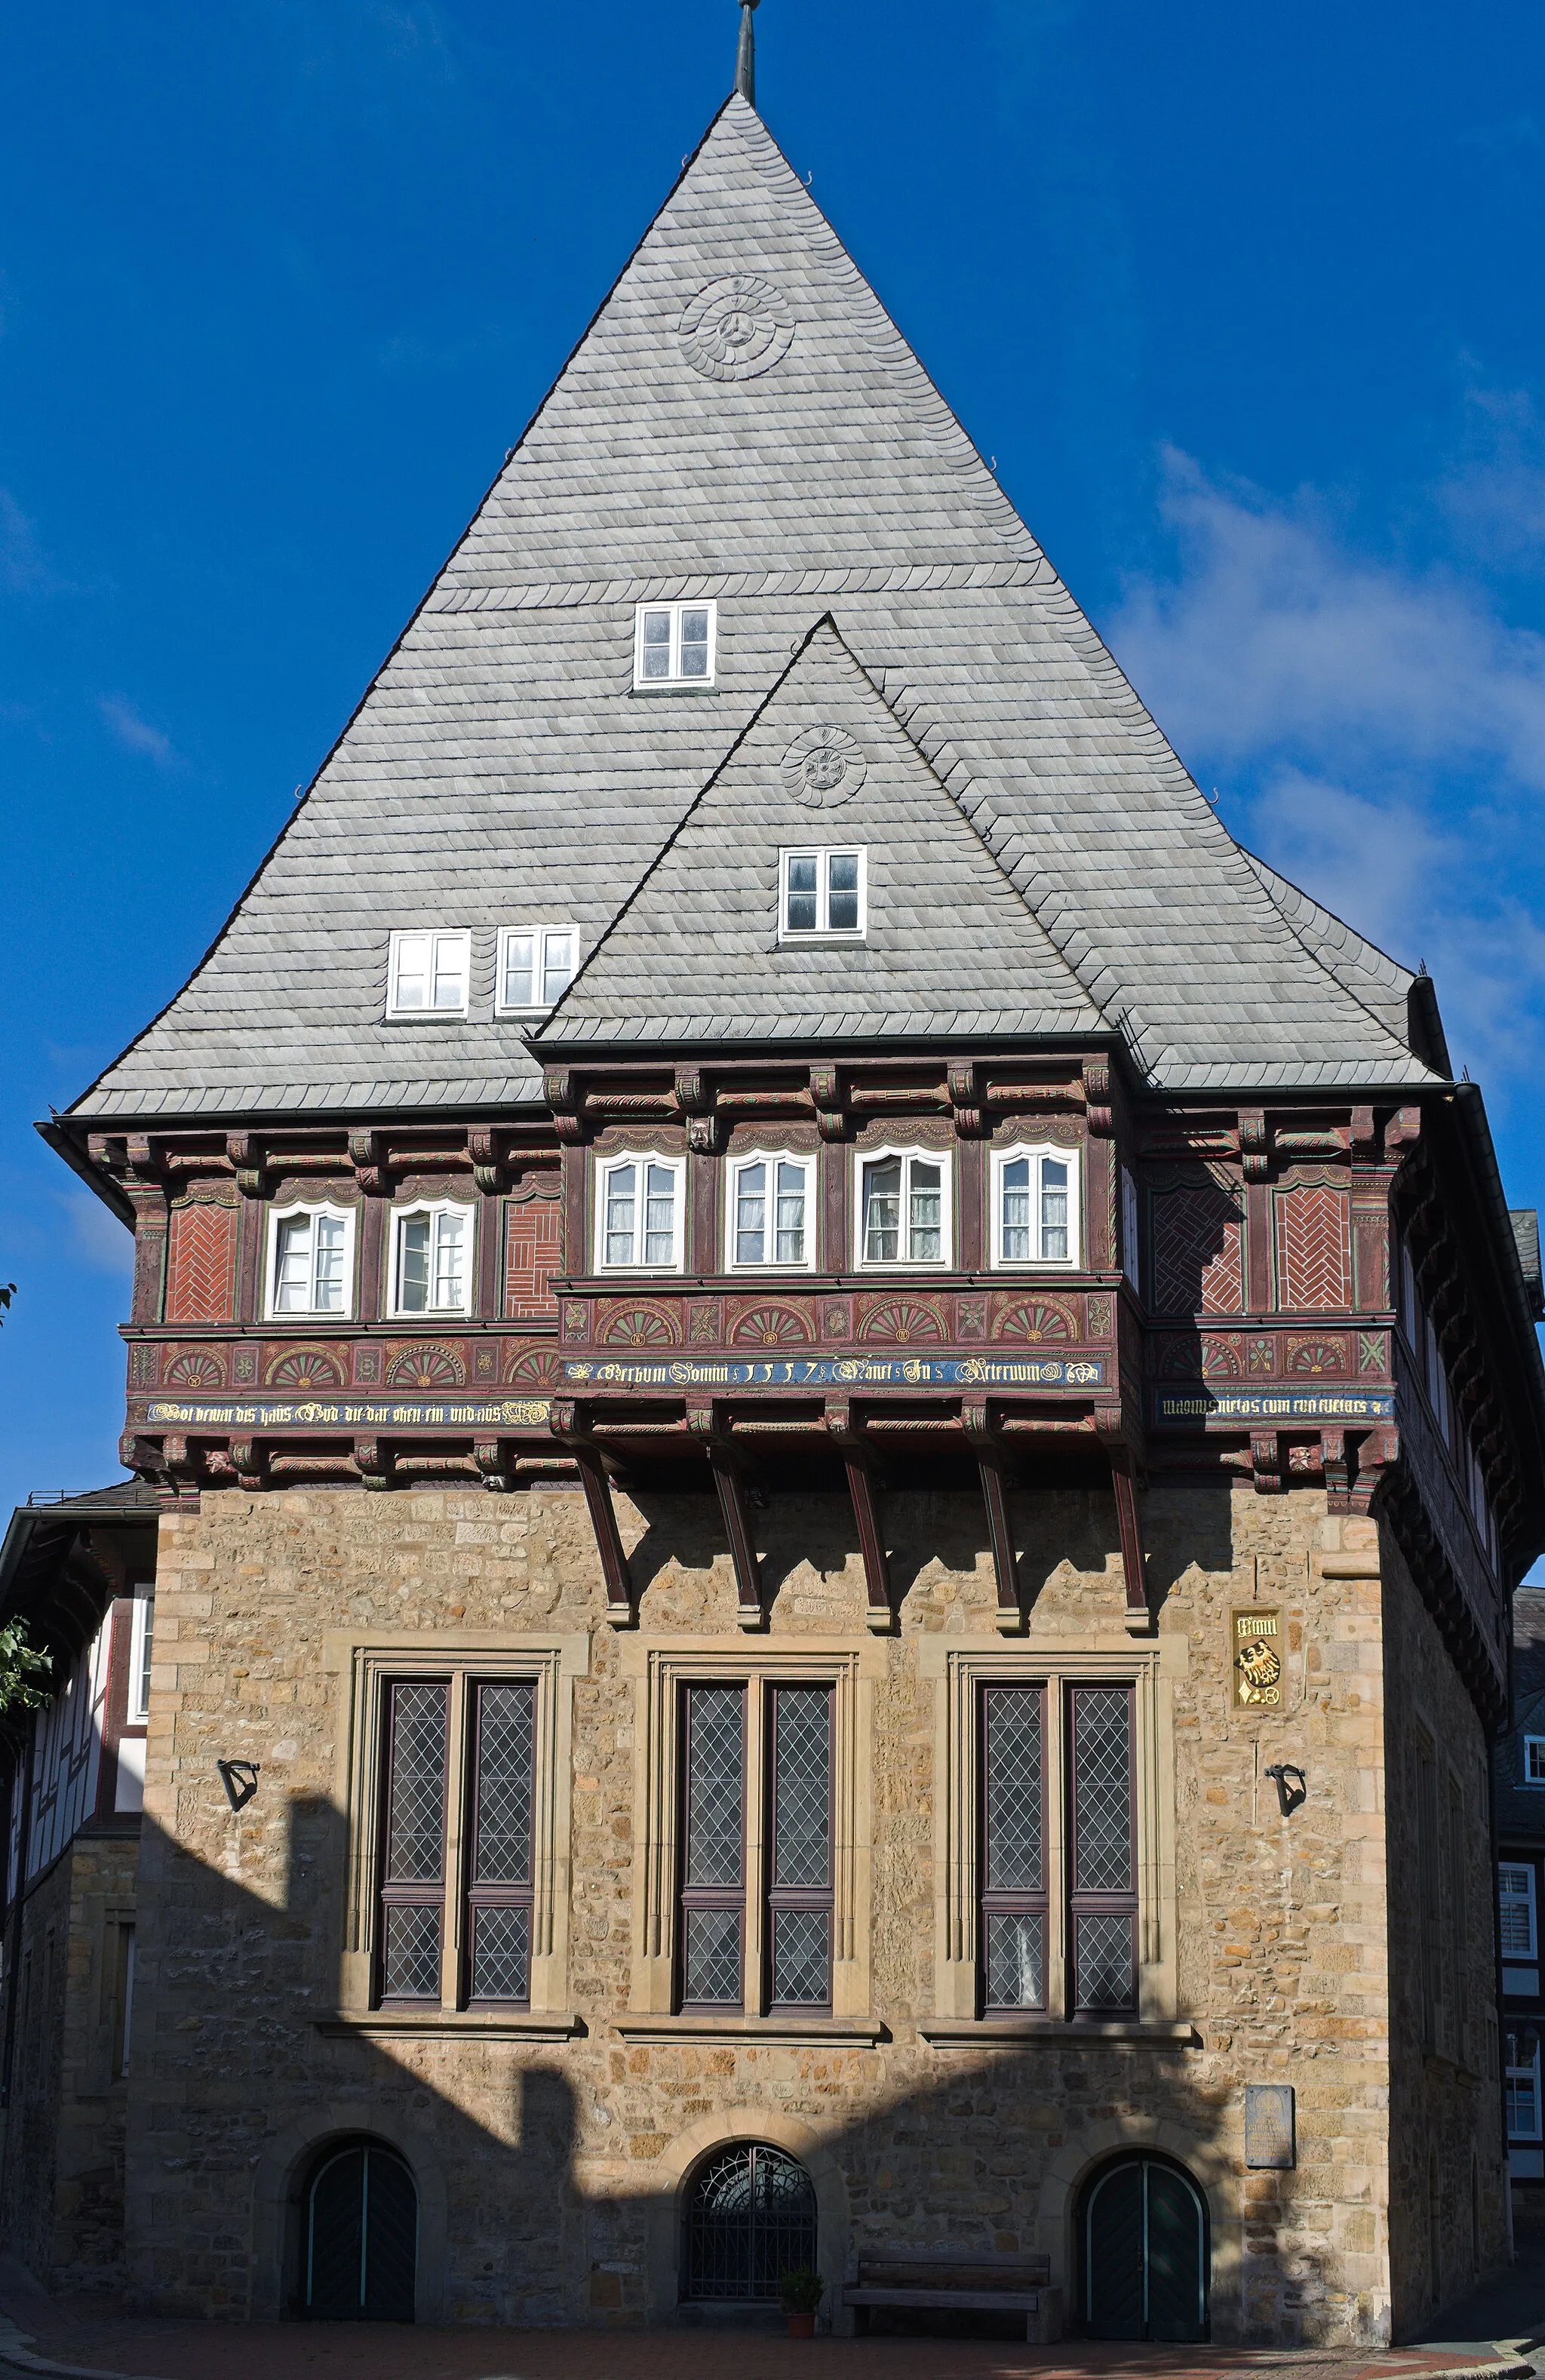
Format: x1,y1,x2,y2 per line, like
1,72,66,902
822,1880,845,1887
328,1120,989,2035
780,2265,825,2338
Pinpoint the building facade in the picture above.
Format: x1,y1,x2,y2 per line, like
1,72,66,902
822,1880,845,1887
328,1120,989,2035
1495,1581,1545,2221
11,75,1545,2348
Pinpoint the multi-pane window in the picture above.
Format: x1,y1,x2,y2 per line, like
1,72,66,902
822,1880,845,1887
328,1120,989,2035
977,1682,1137,2019
269,1205,354,1318
127,1594,154,1726
497,926,579,1013
634,600,716,686
376,1676,536,2008
392,1205,471,1316
728,1153,812,1268
387,929,470,1017
992,1144,1080,1268
1501,1864,1538,1961
678,1681,834,2014
1508,2033,1543,2139
1525,1740,1545,1786
859,1149,948,1266
597,1154,683,1270
779,848,865,938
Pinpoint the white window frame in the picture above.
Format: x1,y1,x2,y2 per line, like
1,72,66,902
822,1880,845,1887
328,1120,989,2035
263,1201,358,1321
723,1149,817,1273
990,1141,1082,1272
495,925,582,1016
1525,1740,1545,1787
126,1592,154,1727
632,599,717,689
388,1199,476,1319
594,1151,687,1274
385,929,471,1019
852,1143,953,1271
1508,2031,1543,2140
1502,1864,1539,1961
779,847,867,942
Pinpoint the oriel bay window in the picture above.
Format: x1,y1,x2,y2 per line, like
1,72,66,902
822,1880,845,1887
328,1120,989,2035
991,1143,1081,1269
596,1152,685,1271
376,1675,536,2008
857,1147,951,1267
679,1681,835,2014
726,1151,813,1269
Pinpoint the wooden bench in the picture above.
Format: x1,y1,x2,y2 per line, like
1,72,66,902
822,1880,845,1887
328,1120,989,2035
843,2254,1057,2341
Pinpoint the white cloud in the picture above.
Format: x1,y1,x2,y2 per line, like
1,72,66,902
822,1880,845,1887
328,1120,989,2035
97,696,176,767
59,1188,134,1277
1107,451,1545,1095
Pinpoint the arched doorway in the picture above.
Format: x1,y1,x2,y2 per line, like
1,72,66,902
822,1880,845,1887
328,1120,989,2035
1081,2154,1208,2342
681,2141,817,2303
303,2138,419,2321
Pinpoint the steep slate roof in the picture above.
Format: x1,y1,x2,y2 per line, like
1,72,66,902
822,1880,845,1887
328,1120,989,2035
67,94,1438,1126
538,618,1103,1049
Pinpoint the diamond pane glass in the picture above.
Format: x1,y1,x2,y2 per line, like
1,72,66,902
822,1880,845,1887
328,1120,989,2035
382,1903,440,1998
686,1688,743,1887
1074,1687,1132,1892
1075,1910,1133,2010
385,1683,446,1883
773,1688,830,1888
474,1682,533,1884
984,1687,1043,1890
470,1904,530,2003
771,1907,829,2005
683,1906,742,2004
985,1910,1045,2010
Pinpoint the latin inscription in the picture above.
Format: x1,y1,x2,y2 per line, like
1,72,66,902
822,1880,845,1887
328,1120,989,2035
143,1397,552,1430
1153,1389,1395,1426
564,1355,1106,1390
1244,2084,1296,2169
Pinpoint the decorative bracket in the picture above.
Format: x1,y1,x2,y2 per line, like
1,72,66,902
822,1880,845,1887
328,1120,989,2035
809,1067,848,1144
225,1132,268,1199
963,1397,1023,1632
354,1436,394,1493
674,1069,723,1157
468,1129,505,1196
474,1436,516,1492
1349,1425,1399,1515
1081,1058,1113,1138
229,1437,269,1494
1238,1110,1270,1181
1250,1430,1285,1496
686,1402,763,1626
947,1061,987,1140
349,1130,389,1196
543,1067,587,1147
825,1396,892,1632
1321,1426,1350,1506
1094,1408,1150,1632
551,1399,634,1624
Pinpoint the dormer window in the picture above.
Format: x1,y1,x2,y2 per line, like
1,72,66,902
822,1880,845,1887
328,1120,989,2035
266,1202,357,1319
497,926,579,1015
391,1202,474,1316
780,849,865,941
634,600,716,687
387,930,469,1018
991,1144,1081,1270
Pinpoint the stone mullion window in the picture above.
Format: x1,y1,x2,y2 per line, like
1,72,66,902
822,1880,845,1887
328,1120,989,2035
978,1684,1048,2015
1067,1684,1138,2016
678,1685,748,2010
766,1686,834,2013
463,1679,536,2007
377,1680,450,2005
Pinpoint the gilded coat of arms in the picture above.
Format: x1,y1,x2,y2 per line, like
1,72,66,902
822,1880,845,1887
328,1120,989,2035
1232,1609,1284,1708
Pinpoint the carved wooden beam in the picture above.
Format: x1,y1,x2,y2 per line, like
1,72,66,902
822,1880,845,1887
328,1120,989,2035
1350,1425,1400,1515
1082,1057,1113,1138
825,1396,891,1632
354,1436,393,1493
1249,1430,1285,1496
809,1067,848,1143
467,1129,505,1196
947,1061,987,1139
349,1130,389,1196
674,1067,723,1156
1237,1110,1270,1181
543,1067,588,1146
226,1132,268,1199
962,1398,1022,1632
1322,1427,1350,1507
473,1436,516,1492
551,1399,633,1624
1094,1410,1150,1632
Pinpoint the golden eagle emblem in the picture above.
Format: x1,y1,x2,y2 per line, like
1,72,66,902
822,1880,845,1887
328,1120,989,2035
1236,1637,1282,1703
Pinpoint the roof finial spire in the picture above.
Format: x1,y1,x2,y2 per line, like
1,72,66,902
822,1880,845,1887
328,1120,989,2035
735,0,758,106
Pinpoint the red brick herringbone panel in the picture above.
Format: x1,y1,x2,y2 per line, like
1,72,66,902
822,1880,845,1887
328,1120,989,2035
164,1200,238,1324
506,1200,563,1319
1150,1187,1244,1315
1275,1185,1352,1310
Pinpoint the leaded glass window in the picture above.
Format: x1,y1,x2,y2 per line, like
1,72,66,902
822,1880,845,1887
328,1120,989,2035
379,1681,447,2001
466,1681,535,2004
769,1687,832,2007
681,1687,745,2007
981,1685,1046,2013
1069,1684,1137,2014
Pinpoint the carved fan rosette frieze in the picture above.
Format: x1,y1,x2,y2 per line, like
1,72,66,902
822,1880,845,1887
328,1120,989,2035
264,1344,346,1391
728,1302,813,1350
595,1301,682,1348
385,1342,468,1389
990,1295,1077,1344
855,1296,947,1344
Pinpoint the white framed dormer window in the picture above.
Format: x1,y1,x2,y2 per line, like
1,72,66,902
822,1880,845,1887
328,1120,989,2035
991,1143,1081,1270
389,1201,475,1316
127,1589,154,1727
855,1145,951,1268
780,848,866,941
266,1202,357,1319
1501,1864,1539,1961
496,926,580,1015
1525,1739,1545,1786
634,600,716,687
386,929,470,1018
594,1153,686,1273
725,1150,816,1271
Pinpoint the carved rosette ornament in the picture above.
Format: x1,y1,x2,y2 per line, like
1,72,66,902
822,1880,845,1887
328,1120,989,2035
779,724,867,809
678,274,794,381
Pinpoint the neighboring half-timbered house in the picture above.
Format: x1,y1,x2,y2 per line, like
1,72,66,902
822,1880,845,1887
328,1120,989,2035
17,66,1545,2345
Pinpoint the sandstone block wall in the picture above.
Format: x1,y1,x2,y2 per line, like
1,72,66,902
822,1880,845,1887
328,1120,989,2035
122,1477,1495,2342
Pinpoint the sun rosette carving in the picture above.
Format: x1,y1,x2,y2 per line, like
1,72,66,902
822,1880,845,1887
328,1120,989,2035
264,1345,345,1391
779,723,868,810
504,1345,564,1387
678,273,794,381
1201,1334,1244,1379
1288,1337,1347,1377
385,1343,467,1389
163,1347,226,1388
856,1297,946,1345
991,1297,1076,1344
729,1303,813,1350
1158,1337,1205,1380
596,1301,682,1348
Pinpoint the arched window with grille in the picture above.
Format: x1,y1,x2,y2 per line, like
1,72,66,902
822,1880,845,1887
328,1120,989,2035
681,2141,817,2304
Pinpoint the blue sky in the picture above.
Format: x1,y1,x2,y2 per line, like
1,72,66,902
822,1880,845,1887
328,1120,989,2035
2,0,1543,1525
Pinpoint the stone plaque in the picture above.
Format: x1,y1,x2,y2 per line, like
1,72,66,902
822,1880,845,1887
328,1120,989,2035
1232,1608,1283,1709
1244,2083,1295,2169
